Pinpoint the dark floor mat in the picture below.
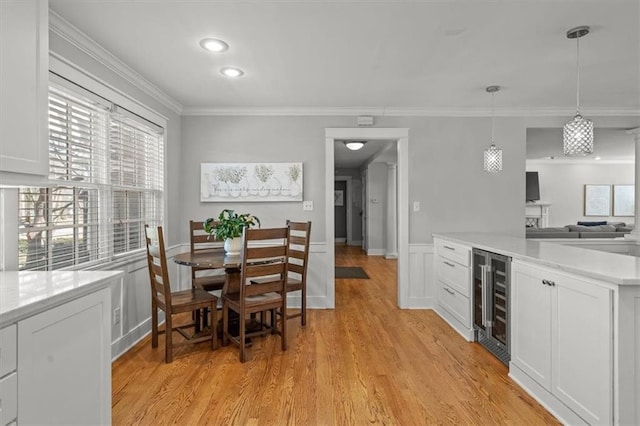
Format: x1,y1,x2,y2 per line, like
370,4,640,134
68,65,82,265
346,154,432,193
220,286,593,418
335,266,369,279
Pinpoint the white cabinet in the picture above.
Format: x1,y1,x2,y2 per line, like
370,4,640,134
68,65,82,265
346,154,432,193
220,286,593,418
511,261,612,425
18,288,112,425
434,238,472,340
0,0,49,175
0,325,17,426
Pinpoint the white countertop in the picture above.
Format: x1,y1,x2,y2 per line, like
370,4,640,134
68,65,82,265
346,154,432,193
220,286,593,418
433,233,640,285
0,270,123,328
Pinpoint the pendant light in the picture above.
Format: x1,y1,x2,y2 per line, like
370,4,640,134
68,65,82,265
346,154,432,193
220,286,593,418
563,25,593,156
484,85,502,173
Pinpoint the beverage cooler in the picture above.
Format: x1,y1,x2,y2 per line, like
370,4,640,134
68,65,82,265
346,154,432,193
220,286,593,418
472,248,511,365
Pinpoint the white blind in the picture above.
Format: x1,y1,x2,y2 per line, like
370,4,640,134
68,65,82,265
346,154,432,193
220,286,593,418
110,112,164,254
18,81,164,270
48,85,109,184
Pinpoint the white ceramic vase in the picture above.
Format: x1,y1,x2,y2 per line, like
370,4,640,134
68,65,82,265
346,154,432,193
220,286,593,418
224,237,242,255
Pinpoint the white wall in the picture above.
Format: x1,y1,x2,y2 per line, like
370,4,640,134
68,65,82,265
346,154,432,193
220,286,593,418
526,162,634,226
366,162,386,254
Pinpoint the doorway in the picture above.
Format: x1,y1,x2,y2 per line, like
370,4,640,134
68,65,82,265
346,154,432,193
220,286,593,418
325,128,409,308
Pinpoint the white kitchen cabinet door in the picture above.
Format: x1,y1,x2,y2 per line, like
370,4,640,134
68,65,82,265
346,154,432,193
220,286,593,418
0,0,48,175
552,276,612,425
18,288,111,425
511,263,552,390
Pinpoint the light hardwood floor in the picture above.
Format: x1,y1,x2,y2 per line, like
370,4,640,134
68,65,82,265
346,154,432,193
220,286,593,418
112,244,559,425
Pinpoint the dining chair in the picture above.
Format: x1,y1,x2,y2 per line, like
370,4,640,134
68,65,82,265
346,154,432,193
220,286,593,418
189,220,226,292
222,226,289,362
145,225,218,363
283,220,312,326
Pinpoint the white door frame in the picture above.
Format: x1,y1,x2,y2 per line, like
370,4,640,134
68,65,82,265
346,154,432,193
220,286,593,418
325,128,410,308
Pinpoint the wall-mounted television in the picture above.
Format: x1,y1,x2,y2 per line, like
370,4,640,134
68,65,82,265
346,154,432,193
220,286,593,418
526,171,540,202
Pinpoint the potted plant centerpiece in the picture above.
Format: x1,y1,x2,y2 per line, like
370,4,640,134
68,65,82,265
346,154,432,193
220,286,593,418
203,209,260,255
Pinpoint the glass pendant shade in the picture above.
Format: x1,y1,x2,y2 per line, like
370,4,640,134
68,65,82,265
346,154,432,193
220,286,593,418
563,113,593,156
484,144,503,172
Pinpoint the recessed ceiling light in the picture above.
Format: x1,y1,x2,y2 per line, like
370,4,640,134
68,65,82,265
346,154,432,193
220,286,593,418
595,156,601,160
220,67,244,78
199,38,229,53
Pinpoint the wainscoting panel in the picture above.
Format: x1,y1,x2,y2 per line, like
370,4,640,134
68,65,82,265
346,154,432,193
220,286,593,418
407,244,436,309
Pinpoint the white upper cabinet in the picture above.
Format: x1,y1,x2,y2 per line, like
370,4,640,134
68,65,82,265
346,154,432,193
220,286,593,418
0,0,48,176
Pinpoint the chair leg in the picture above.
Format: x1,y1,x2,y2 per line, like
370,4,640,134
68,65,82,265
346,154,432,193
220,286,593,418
239,312,246,362
210,301,217,350
301,287,306,326
222,303,228,347
165,314,173,363
281,304,287,352
151,304,158,348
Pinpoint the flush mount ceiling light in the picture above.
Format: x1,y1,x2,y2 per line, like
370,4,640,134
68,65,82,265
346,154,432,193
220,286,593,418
199,38,229,53
344,141,366,150
484,86,503,173
220,67,244,78
563,25,593,156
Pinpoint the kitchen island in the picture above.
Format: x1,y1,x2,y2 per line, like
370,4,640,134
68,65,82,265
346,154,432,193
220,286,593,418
0,270,123,426
433,233,640,426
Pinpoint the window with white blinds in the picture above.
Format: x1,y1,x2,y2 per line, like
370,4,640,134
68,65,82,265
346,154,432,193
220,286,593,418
18,82,164,271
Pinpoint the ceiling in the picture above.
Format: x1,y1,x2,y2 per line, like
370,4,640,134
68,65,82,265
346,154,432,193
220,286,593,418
334,140,396,169
50,0,640,113
49,1,639,168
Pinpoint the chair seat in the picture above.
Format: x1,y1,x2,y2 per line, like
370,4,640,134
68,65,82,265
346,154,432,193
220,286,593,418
193,274,225,291
169,288,218,314
223,291,282,306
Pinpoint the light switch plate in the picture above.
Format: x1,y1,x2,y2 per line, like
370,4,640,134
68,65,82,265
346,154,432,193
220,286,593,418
303,200,313,211
413,201,420,212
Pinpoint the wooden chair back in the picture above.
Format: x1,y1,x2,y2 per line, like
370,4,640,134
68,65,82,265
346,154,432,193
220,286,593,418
285,220,311,325
240,227,290,301
189,220,223,252
145,225,172,309
189,220,225,292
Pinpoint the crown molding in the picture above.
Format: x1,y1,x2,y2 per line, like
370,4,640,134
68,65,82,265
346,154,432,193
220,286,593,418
49,10,183,115
527,158,634,165
182,105,640,117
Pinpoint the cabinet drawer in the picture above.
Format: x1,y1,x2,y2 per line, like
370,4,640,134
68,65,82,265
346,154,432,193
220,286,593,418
438,282,470,328
0,326,16,378
0,372,17,426
436,256,470,297
435,239,470,267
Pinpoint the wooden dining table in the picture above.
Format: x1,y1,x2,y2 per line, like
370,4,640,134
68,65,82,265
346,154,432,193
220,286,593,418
173,249,242,295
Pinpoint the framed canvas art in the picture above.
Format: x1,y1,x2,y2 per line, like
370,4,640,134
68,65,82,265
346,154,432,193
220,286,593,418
613,184,634,216
200,162,303,202
584,184,611,216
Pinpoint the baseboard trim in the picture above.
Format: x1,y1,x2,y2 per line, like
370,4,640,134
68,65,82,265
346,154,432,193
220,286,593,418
433,305,474,341
402,297,436,309
509,364,582,425
367,249,385,256
334,238,346,243
111,316,157,361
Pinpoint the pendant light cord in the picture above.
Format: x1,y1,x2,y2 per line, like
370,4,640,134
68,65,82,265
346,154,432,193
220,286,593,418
576,35,581,114
491,91,495,144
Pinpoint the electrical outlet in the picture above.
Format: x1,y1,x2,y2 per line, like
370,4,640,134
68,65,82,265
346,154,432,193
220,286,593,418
113,307,121,325
303,200,313,211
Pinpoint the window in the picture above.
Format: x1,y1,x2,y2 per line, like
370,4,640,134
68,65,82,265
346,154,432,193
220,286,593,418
18,82,164,270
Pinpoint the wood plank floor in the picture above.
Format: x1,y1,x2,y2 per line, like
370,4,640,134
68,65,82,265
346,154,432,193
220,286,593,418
112,244,559,425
